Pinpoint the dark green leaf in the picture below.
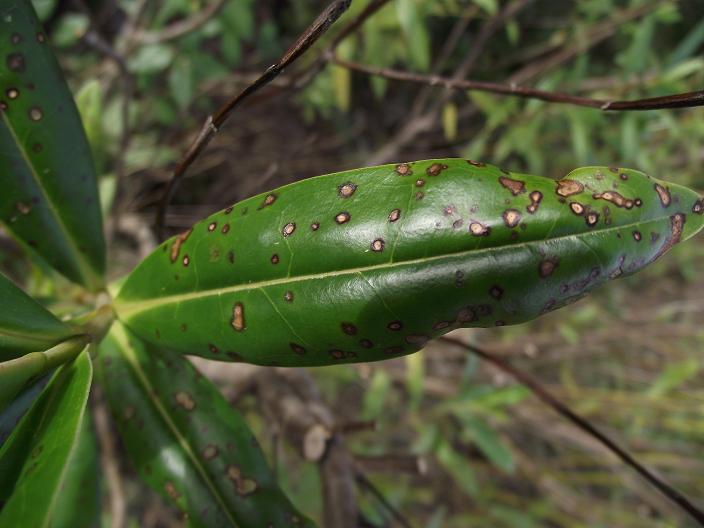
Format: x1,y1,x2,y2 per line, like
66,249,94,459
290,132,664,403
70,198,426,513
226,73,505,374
0,373,49,447
0,271,75,361
97,322,315,528
0,350,92,525
0,0,106,290
115,160,704,367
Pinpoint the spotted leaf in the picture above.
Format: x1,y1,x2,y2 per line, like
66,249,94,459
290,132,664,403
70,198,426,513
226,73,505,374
0,271,76,362
97,322,316,528
0,350,92,526
0,0,106,290
115,159,704,366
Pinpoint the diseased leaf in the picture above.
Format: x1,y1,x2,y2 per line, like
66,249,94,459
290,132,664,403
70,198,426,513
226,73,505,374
0,271,75,361
0,350,92,526
97,322,315,528
0,0,106,290
115,159,704,367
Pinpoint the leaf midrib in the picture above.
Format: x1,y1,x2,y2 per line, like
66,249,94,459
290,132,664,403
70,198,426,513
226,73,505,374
116,215,679,319
112,324,239,527
1,110,100,288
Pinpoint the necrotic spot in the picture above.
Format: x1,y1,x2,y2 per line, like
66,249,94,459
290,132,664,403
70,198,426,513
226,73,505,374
284,291,294,302
271,254,280,264
469,222,490,236
338,182,357,198
311,222,320,231
341,322,357,335
502,209,521,228
6,53,25,73
182,255,190,267
290,343,306,355
208,222,217,232
6,88,18,99
28,107,43,121
389,209,401,222
282,222,296,237
426,163,448,176
415,179,425,187
359,339,373,348
395,163,412,176
231,303,245,331
387,321,403,331
633,231,642,242
371,238,385,252
335,212,350,224
221,223,230,234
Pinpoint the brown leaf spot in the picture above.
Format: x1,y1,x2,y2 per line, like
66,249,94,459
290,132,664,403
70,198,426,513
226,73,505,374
359,339,374,348
415,191,424,200
282,222,296,237
556,179,584,197
165,482,181,500
6,88,18,99
15,201,31,214
388,209,401,222
415,179,425,187
226,465,258,496
7,53,25,73
467,160,486,167
290,343,306,355
633,231,642,242
224,206,234,214
433,321,450,330
585,211,599,227
384,346,404,355
208,343,220,354
202,445,219,460
469,222,490,237
231,303,245,331
341,322,357,335
227,251,235,264
338,182,357,198
170,228,192,263
405,335,429,347
395,163,412,176
489,285,504,300
174,391,195,411
311,222,320,231
569,202,585,215
259,193,277,209
207,222,217,232
221,223,230,234
387,320,403,331
426,163,448,176
502,209,521,228
335,212,350,224
28,107,43,121
370,238,385,252
10,33,22,45
539,258,559,278
654,183,671,207
593,190,633,209
693,199,704,215
182,255,190,267
329,349,345,360
651,213,685,262
270,254,280,264
499,176,526,196
284,291,294,302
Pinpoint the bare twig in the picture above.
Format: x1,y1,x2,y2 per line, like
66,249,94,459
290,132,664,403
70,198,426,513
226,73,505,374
155,0,353,238
329,57,704,111
356,469,413,528
132,0,226,44
440,336,704,527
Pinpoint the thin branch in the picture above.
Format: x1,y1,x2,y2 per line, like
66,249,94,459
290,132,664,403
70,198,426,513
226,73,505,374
440,336,704,527
355,468,413,528
132,0,225,45
330,57,704,112
155,0,353,239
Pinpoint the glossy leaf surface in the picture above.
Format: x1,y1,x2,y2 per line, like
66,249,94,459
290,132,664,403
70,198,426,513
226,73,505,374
0,271,75,361
115,159,704,366
0,350,92,526
0,0,105,290
98,322,315,528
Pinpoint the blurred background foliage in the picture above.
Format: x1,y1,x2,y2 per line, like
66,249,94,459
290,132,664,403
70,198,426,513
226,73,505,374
4,0,704,526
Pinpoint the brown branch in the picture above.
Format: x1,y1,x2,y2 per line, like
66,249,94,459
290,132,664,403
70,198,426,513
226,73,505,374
155,0,353,239
331,57,704,112
355,469,413,528
132,0,226,45
439,336,704,527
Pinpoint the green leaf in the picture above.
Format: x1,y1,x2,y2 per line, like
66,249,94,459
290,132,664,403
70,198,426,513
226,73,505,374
0,335,88,411
0,374,49,447
115,159,704,367
460,416,514,473
0,272,76,361
50,413,100,528
127,43,175,74
0,350,92,526
435,440,478,497
97,322,315,528
0,0,106,290
647,358,700,399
